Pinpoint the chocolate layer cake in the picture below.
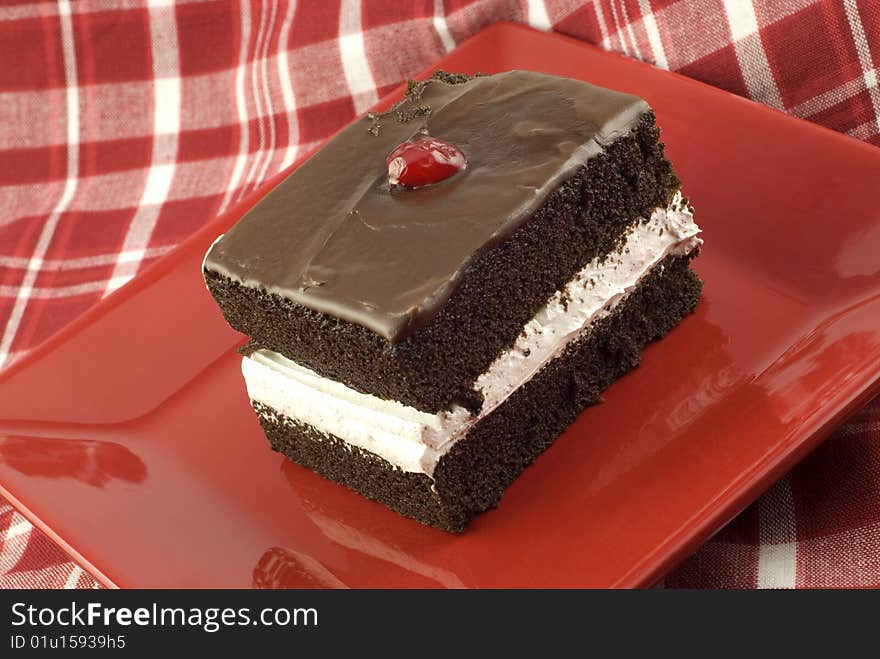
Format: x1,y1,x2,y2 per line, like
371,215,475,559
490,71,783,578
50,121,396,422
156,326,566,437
204,70,703,532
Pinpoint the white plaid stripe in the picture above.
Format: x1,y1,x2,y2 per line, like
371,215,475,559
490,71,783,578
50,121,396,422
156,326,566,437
723,0,786,110
757,476,798,588
848,119,879,139
2,280,126,298
239,0,270,202
753,0,817,24
105,2,182,295
3,158,233,216
217,2,252,215
608,0,630,55
618,1,644,60
790,74,876,119
252,0,280,193
433,0,457,52
843,0,880,133
638,0,670,69
63,566,84,589
0,0,213,22
277,0,300,171
527,0,552,31
0,245,173,271
339,0,379,114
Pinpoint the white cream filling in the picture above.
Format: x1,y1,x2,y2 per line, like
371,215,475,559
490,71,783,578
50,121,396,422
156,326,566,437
244,192,701,476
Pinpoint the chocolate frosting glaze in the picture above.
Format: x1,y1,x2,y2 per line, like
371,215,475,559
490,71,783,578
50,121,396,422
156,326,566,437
204,70,649,343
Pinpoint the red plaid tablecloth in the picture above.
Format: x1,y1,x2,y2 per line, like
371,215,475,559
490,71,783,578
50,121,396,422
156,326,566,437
1,0,879,589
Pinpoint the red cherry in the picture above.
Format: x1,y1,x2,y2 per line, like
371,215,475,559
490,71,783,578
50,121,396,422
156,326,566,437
386,137,466,188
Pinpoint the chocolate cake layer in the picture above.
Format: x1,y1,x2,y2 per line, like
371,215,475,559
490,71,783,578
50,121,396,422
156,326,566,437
205,71,654,342
206,112,678,414
254,253,702,532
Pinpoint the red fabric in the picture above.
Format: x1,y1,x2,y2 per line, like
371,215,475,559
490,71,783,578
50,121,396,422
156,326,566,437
1,0,879,589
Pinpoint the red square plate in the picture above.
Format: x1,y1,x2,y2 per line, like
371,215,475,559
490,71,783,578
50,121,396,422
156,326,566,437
2,24,879,588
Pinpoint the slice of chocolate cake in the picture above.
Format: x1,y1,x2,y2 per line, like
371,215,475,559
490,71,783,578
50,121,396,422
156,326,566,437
204,70,703,532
